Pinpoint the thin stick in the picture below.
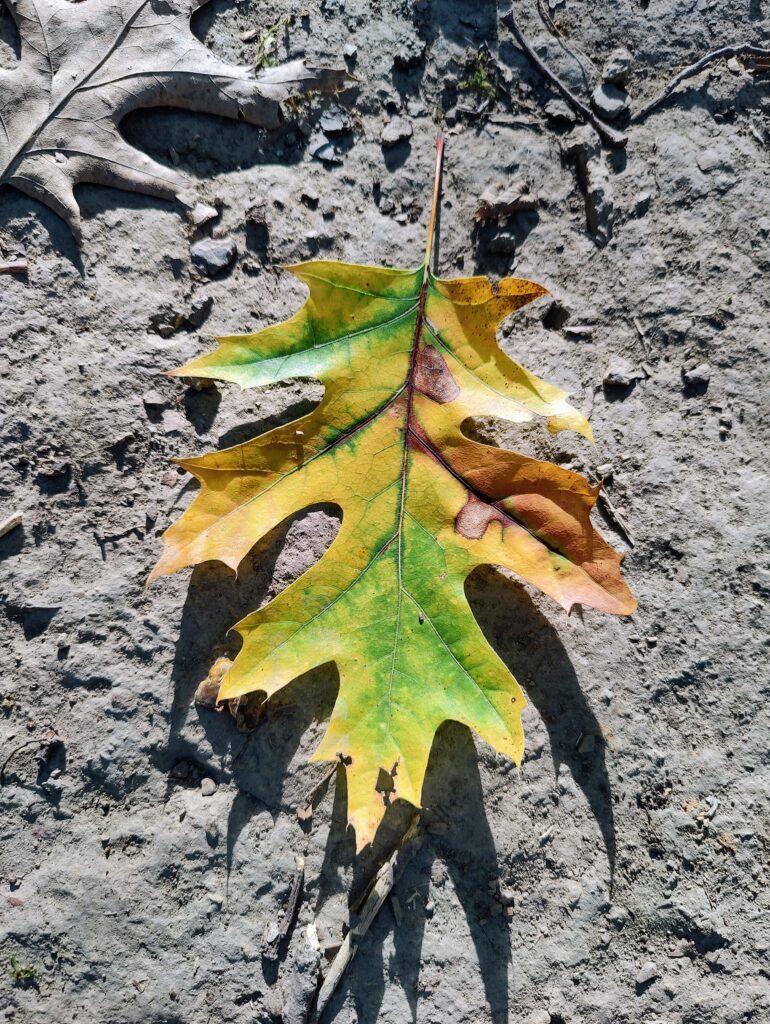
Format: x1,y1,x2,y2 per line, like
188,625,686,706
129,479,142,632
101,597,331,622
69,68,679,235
632,44,770,123
597,491,635,548
263,855,305,961
501,11,627,148
0,261,28,275
423,133,445,276
309,816,421,1024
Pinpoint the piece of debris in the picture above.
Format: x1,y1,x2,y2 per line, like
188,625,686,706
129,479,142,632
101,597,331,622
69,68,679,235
602,46,633,86
603,356,644,388
474,180,539,221
564,324,594,340
565,124,614,246
544,98,576,124
188,202,219,228
309,817,421,1024
200,777,217,797
381,117,413,147
308,131,342,164
632,43,770,123
142,389,169,411
320,107,351,134
683,362,711,388
193,656,232,708
591,82,631,121
343,43,357,61
636,961,659,987
228,691,264,733
486,229,517,255
0,261,28,275
186,293,213,328
190,237,237,276
263,856,305,962
0,512,23,540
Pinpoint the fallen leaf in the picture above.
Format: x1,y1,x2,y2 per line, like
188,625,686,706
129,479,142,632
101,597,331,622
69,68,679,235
152,138,635,850
0,0,348,241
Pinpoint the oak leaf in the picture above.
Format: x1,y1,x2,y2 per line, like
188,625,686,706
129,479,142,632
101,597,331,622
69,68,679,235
0,0,347,241
152,140,635,850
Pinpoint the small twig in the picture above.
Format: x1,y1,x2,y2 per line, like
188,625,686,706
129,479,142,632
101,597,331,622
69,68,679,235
0,512,23,540
632,44,770,123
309,816,421,1024
502,10,627,148
263,855,305,962
536,0,598,84
0,260,27,275
296,755,347,822
597,490,635,548
632,317,650,357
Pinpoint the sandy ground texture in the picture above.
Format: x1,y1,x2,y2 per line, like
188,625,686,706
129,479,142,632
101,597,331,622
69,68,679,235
1,1,770,1022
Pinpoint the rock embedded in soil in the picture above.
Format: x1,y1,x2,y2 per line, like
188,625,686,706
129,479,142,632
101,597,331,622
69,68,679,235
603,356,644,388
190,237,237,276
308,132,342,165
381,117,413,147
592,82,631,121
602,46,633,86
636,961,659,986
683,362,711,387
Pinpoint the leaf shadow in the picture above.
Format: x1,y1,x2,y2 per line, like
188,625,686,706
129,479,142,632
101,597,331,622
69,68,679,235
315,568,616,1024
467,566,616,880
315,722,509,1024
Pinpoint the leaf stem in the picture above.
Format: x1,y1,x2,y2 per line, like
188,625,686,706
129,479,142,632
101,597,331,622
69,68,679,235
423,133,445,278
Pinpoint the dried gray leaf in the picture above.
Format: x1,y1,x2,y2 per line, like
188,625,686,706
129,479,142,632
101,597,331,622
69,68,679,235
0,0,348,242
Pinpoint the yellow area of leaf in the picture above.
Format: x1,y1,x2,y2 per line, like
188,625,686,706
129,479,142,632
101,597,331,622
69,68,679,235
151,258,635,849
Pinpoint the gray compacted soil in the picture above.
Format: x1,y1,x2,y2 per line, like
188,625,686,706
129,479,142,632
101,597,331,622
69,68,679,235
1,2,769,1023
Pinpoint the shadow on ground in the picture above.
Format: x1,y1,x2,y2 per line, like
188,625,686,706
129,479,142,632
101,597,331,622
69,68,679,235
162,526,616,1022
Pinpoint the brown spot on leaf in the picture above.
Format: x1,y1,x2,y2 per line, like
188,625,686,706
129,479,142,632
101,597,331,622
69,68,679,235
414,345,460,404
455,492,508,540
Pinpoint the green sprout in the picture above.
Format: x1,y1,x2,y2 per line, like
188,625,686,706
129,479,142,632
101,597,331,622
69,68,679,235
461,49,497,103
9,957,36,984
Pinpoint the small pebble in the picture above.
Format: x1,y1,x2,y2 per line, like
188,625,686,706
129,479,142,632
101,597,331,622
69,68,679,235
308,132,342,165
592,83,631,121
602,46,633,86
381,117,413,147
200,777,217,797
190,237,237,277
636,961,659,986
320,108,351,135
189,203,218,228
142,389,168,410
544,98,576,123
683,362,711,387
187,294,213,328
343,43,357,60
604,356,642,388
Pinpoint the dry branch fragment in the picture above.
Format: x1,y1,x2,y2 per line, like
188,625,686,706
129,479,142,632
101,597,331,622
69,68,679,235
501,10,627,148
309,818,421,1024
632,44,770,123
